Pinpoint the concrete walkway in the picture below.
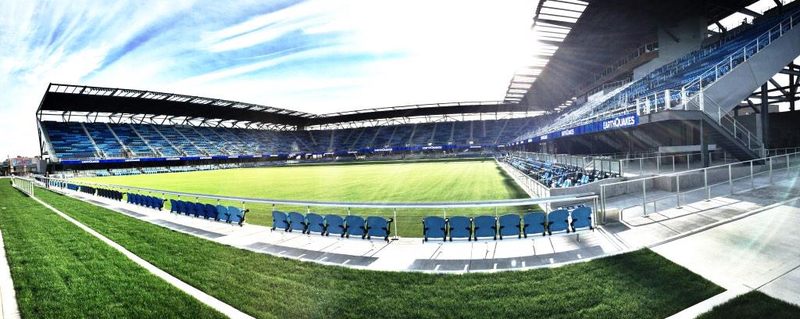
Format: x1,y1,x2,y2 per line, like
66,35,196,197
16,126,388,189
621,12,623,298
652,198,800,306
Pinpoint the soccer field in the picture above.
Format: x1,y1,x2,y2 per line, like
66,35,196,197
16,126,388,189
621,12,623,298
79,160,529,237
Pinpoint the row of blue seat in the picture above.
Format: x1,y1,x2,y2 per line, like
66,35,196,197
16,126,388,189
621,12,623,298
272,211,394,241
169,199,246,226
127,193,164,210
79,185,96,195
422,207,593,242
97,188,123,201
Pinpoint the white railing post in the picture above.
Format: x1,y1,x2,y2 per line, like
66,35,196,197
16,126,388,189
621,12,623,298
769,158,773,184
642,179,648,216
705,168,710,201
676,174,681,209
664,89,671,110
699,88,705,112
729,164,734,195
750,161,755,189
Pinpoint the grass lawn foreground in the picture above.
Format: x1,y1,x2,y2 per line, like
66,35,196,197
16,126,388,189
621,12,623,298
33,185,725,318
0,182,224,318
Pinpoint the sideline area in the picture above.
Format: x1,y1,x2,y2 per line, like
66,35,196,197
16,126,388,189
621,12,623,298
43,169,800,275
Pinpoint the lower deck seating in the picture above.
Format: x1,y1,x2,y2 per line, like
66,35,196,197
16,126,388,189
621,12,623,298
271,211,394,241
168,199,247,226
96,188,123,201
421,207,593,241
127,193,163,211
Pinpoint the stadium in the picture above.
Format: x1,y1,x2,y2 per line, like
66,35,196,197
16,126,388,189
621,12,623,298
2,0,800,318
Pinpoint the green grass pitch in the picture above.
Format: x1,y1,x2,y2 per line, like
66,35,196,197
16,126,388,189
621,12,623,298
80,160,531,237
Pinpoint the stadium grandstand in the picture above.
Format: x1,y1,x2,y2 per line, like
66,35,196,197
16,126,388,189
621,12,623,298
3,0,800,318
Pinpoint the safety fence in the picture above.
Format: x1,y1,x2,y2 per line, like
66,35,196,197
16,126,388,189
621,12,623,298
10,176,35,197
599,151,800,223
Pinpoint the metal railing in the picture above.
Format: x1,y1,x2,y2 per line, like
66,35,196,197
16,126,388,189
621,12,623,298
619,151,735,175
36,176,599,239
599,151,800,224
10,176,35,197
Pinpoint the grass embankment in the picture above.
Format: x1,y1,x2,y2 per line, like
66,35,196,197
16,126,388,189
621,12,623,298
79,160,531,237
37,187,723,319
697,291,800,319
0,182,224,318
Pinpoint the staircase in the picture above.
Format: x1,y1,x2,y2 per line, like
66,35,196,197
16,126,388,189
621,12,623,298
701,111,762,160
677,10,800,160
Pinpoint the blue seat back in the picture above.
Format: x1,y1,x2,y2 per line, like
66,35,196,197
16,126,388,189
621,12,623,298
498,214,521,237
448,216,471,239
422,216,447,240
548,209,570,233
366,216,390,238
306,213,325,234
204,204,217,219
228,206,243,224
186,202,197,216
571,207,592,230
272,211,288,230
288,212,305,232
176,200,186,214
523,211,546,235
344,215,365,236
216,205,229,222
324,215,345,235
170,199,177,213
473,215,497,239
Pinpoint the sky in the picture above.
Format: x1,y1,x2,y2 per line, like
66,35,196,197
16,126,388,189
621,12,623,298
0,0,539,157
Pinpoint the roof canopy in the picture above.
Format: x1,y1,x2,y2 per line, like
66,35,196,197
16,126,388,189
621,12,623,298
37,84,537,127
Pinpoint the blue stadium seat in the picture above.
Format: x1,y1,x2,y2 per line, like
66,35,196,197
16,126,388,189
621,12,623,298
473,215,497,240
216,205,229,223
203,204,217,219
271,211,289,231
547,209,570,235
305,213,325,235
422,216,447,242
366,216,392,241
344,215,366,239
522,211,547,237
227,206,245,226
497,214,521,239
448,216,472,241
324,215,345,237
174,200,186,215
288,212,306,233
169,199,178,213
185,202,197,216
570,207,593,232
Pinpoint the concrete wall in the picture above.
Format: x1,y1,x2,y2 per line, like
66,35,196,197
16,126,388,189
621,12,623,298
634,16,706,79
